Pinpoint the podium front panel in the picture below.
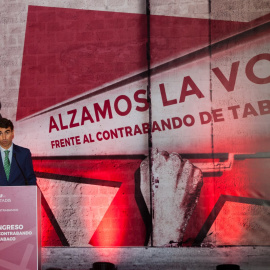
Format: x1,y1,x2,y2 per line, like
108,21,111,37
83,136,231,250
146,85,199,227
0,186,41,270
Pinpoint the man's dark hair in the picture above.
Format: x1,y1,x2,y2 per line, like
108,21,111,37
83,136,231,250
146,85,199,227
0,118,14,131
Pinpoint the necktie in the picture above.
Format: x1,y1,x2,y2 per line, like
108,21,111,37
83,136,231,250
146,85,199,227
4,150,11,181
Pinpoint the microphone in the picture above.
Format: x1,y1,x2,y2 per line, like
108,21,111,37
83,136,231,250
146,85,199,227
13,153,28,185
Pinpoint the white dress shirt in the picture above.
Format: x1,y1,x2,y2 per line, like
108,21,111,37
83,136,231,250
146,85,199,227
0,144,13,165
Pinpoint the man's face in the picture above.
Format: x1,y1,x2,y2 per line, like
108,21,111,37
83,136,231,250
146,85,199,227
0,127,14,149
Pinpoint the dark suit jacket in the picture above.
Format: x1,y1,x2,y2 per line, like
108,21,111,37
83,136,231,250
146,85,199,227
0,144,36,186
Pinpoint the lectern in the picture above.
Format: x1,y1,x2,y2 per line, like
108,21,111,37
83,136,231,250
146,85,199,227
0,186,41,270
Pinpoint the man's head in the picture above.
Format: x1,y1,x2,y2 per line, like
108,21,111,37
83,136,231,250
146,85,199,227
0,118,14,149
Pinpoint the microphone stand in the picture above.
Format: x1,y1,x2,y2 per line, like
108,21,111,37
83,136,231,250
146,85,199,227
13,153,28,185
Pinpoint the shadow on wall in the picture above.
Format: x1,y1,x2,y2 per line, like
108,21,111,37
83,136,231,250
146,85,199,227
46,263,117,270
45,268,95,270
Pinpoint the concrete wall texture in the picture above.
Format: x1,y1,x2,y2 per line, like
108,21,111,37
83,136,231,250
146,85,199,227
1,0,270,269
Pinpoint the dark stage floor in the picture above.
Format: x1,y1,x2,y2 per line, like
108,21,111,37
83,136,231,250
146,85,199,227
41,246,270,270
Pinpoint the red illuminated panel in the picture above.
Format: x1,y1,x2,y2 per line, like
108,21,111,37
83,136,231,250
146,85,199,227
40,196,66,246
33,157,146,246
183,157,270,246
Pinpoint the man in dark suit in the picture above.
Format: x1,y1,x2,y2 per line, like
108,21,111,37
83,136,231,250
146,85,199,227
0,118,36,186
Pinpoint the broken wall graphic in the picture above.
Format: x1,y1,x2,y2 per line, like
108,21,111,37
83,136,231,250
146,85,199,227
13,5,270,246
140,149,203,246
